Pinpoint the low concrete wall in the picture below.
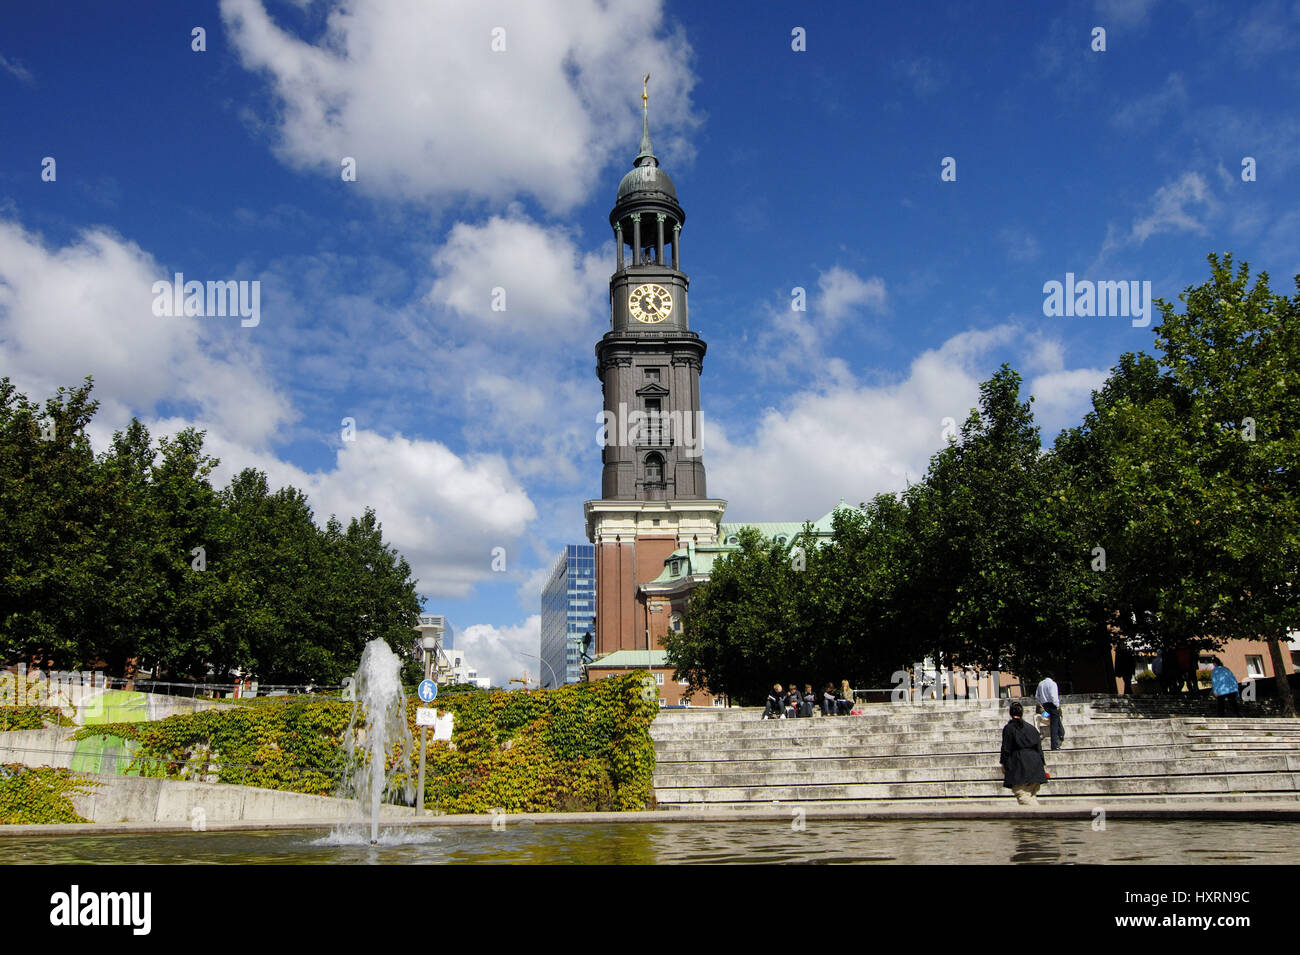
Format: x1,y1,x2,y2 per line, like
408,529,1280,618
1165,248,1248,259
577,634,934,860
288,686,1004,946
2,669,237,725
0,728,78,769
67,773,411,825
1,733,410,825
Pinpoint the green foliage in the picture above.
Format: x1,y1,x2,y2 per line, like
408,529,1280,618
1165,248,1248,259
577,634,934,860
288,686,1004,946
1058,255,1300,713
72,674,659,812
672,367,1107,697
906,366,1107,678
410,674,659,812
674,257,1300,703
668,507,921,704
0,378,421,683
0,764,96,824
73,698,351,793
0,706,76,731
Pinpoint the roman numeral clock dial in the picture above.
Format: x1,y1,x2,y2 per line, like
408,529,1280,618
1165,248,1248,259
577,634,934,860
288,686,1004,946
629,283,672,324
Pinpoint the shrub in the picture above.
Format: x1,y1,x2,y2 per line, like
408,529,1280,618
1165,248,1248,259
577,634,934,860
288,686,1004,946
0,706,76,731
0,764,96,824
73,674,658,812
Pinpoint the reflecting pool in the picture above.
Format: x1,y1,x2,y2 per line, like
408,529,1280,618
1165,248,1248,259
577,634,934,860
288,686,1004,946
5,819,1298,864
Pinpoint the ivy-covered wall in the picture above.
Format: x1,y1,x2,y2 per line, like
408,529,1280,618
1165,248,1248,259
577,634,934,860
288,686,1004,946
0,764,95,824
71,674,660,813
0,706,75,731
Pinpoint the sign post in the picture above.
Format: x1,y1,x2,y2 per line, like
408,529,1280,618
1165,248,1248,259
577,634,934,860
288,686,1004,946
414,614,445,818
415,677,437,816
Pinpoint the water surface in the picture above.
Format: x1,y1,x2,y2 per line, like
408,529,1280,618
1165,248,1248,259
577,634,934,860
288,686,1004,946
5,819,1297,864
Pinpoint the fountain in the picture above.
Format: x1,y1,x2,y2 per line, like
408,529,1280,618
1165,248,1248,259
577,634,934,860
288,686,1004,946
339,638,414,844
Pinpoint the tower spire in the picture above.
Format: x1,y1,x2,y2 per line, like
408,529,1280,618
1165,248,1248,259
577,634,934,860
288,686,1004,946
635,73,657,167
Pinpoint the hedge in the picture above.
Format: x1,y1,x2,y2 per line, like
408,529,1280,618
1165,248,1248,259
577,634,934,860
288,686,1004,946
0,764,96,824
0,706,76,731
73,673,660,812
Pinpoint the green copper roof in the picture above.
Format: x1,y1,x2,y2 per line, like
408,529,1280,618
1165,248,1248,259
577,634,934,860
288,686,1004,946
719,502,857,542
718,521,807,541
635,100,656,167
647,503,863,585
616,79,678,205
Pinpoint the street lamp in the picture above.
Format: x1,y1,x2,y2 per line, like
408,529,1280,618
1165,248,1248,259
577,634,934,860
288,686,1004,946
518,651,559,689
413,614,445,817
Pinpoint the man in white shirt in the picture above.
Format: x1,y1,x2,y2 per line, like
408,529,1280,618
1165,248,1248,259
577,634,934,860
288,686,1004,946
1035,673,1064,750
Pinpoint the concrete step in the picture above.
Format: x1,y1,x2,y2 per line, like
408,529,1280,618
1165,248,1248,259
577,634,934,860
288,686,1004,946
651,719,1166,742
652,791,1300,810
652,756,1297,789
653,771,1300,804
1189,743,1300,753
649,702,1300,807
655,733,1187,763
653,743,1224,774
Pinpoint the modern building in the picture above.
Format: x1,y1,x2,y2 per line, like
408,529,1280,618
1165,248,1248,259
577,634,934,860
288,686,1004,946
540,544,596,687
445,648,490,689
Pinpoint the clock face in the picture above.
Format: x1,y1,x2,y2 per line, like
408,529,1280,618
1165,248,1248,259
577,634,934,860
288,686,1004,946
628,283,673,324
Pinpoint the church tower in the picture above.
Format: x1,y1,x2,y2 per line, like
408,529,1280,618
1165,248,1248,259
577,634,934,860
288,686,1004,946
585,78,726,658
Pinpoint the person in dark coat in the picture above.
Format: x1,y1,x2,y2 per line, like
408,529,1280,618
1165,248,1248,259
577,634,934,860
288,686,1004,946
1000,701,1048,806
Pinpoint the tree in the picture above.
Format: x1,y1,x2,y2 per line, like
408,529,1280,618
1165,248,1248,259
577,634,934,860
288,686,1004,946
0,378,110,669
1055,352,1228,664
0,380,423,687
666,527,808,704
1152,255,1300,715
909,366,1105,682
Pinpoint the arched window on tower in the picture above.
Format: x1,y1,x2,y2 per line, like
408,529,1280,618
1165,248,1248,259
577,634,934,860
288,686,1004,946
645,452,665,486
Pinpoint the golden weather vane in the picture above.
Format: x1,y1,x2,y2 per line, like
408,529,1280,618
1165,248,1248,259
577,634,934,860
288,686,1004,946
643,73,650,108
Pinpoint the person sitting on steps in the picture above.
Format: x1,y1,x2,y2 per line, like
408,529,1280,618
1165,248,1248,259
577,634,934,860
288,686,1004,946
762,684,784,720
837,679,854,715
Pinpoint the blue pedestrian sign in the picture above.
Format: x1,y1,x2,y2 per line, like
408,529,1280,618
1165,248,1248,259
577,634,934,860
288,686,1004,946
418,680,438,703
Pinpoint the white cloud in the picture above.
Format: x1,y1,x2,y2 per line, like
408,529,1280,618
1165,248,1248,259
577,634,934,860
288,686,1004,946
1095,171,1217,265
747,266,888,383
454,615,541,687
893,56,946,97
1000,227,1041,263
1131,171,1215,242
1095,0,1160,28
173,423,537,600
1112,72,1187,129
0,54,34,85
427,215,607,341
0,219,294,448
1231,0,1300,59
818,267,888,323
221,0,697,212
710,325,1101,519
1029,367,1109,434
515,566,552,608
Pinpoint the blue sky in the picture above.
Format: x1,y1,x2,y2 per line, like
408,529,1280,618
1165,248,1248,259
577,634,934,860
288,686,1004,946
2,0,1298,684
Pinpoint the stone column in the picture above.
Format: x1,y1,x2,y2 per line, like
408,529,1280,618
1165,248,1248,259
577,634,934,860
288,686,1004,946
656,213,666,267
672,222,680,270
615,223,623,271
630,214,641,266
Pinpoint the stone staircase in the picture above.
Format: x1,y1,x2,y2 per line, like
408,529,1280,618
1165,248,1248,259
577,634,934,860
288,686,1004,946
650,696,1300,808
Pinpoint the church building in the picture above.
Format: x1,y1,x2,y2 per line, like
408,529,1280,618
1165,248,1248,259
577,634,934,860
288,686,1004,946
580,85,1294,706
582,83,847,703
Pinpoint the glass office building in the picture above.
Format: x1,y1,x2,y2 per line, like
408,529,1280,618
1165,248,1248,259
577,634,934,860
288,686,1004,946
540,544,595,686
